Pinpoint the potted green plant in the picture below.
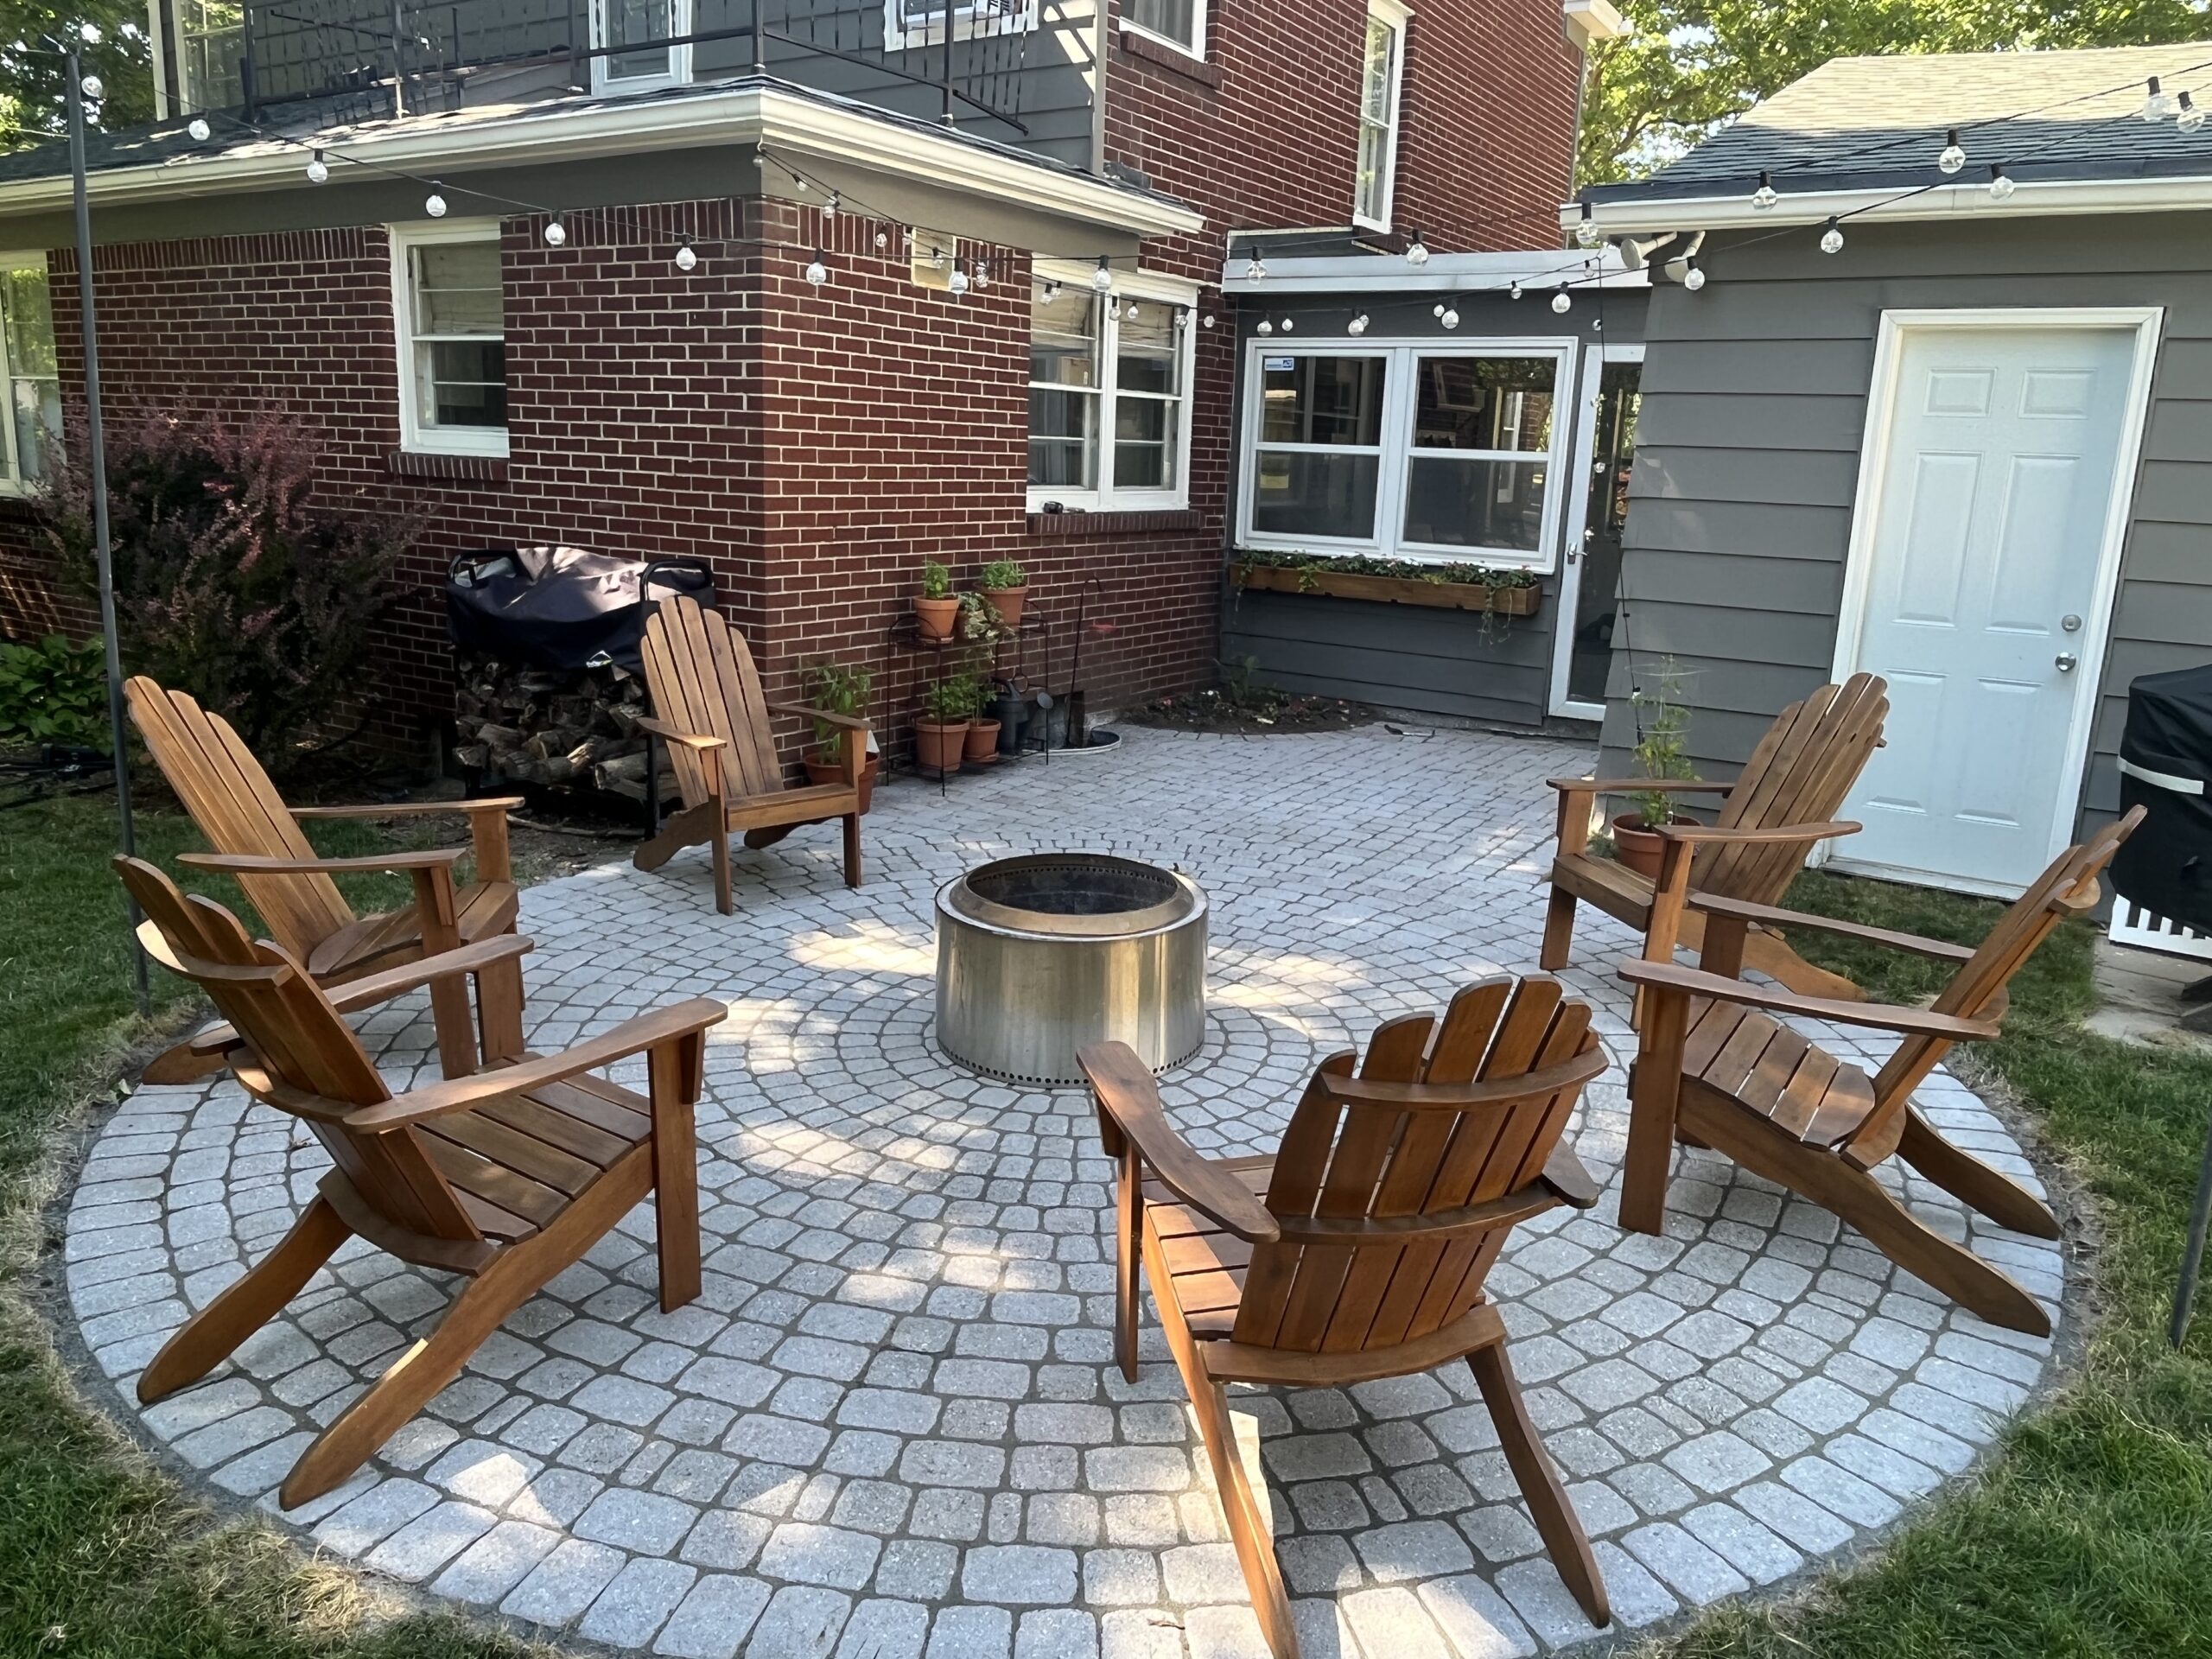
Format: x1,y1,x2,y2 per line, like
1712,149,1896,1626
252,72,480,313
1612,660,1700,880
917,673,974,777
916,560,959,644
802,659,878,811
979,558,1029,631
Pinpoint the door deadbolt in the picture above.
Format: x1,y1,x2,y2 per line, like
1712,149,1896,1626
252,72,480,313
2062,613,2083,633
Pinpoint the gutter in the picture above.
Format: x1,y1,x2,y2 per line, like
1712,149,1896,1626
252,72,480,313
0,81,1205,240
1562,170,2212,235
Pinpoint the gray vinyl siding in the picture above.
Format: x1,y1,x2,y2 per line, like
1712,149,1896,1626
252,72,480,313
1598,211,2212,847
1220,286,1649,728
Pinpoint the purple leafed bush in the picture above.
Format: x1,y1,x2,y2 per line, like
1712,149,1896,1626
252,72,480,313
35,407,415,768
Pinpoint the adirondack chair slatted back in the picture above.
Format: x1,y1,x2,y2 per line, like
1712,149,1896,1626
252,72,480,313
124,677,355,957
117,858,482,1243
641,597,784,808
1847,810,2141,1149
1234,979,1601,1354
1698,673,1889,902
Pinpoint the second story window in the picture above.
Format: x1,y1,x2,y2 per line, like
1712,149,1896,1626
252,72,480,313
171,0,245,113
1354,0,1410,231
0,255,60,491
590,0,691,93
391,223,509,458
886,0,1039,52
1122,0,1206,58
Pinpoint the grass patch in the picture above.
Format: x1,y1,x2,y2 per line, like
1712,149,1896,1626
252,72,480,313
1649,871,2212,1657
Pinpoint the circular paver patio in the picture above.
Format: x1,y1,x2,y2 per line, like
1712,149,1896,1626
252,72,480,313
62,726,2066,1658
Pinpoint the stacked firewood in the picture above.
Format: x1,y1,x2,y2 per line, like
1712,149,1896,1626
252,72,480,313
452,657,679,804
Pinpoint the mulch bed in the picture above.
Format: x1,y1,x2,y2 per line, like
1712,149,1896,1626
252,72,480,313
1125,688,1378,734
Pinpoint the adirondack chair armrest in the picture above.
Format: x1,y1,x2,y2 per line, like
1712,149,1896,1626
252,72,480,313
344,998,729,1132
177,848,469,875
635,716,726,752
289,798,526,821
1547,777,1733,797
187,937,539,1058
1653,819,1860,847
766,702,870,732
1080,1041,1281,1243
1541,1144,1602,1210
1616,958,2001,1042
1685,893,1979,963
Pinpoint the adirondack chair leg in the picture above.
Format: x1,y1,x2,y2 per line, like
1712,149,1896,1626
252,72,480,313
1540,887,1579,972
842,812,863,889
429,977,480,1079
1897,1106,2060,1240
1738,928,1864,1002
1622,1007,1689,1236
1468,1341,1611,1629
1141,1224,1298,1659
650,1033,705,1313
141,1036,226,1087
476,954,527,1066
711,820,734,916
138,1195,351,1404
634,804,715,873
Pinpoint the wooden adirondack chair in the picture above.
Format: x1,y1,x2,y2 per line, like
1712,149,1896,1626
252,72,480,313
1543,674,1890,1001
124,676,524,1084
632,594,868,915
115,855,726,1509
1083,977,1615,1657
1617,806,2144,1338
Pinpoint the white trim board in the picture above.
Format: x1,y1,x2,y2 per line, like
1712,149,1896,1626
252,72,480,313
1548,339,1643,721
1821,304,2163,896
1222,249,1647,295
1570,172,2212,236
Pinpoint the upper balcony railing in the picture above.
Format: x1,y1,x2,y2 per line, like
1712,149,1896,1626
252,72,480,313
175,0,1043,138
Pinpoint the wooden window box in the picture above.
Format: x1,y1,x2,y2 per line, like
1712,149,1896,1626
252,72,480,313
1231,563,1542,615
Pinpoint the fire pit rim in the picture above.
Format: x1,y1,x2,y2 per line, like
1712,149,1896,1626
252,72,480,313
938,852,1207,942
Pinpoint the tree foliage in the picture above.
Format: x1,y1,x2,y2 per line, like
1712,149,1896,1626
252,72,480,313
0,0,156,153
1578,0,2212,187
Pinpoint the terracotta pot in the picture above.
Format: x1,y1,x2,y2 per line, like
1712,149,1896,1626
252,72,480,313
915,594,961,643
982,585,1027,631
964,719,1002,765
804,752,880,813
1611,812,1699,880
915,720,969,776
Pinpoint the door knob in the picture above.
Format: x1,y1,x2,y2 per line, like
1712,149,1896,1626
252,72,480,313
2056,652,2078,672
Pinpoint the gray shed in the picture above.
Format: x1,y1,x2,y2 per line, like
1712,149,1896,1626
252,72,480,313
1580,41,2212,899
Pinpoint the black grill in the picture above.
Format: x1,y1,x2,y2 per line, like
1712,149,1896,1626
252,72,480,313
2111,664,2212,934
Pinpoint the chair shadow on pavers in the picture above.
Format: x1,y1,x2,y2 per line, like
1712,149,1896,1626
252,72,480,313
114,855,727,1509
1617,805,2144,1338
1083,976,1616,1659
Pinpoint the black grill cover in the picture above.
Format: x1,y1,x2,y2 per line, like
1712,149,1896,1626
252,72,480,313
445,548,714,675
2111,664,2212,932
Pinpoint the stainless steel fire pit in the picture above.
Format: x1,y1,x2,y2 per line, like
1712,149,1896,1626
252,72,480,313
935,854,1208,1086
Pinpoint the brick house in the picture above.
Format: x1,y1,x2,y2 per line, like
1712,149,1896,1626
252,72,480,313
0,0,1619,764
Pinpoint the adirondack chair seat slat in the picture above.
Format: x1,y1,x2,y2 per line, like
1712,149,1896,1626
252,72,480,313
1543,673,1890,1001
308,880,522,980
1652,1001,1878,1149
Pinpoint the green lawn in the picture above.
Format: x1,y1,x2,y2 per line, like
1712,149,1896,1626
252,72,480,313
0,792,2207,1656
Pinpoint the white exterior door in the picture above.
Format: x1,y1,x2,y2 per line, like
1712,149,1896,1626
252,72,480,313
1835,318,2151,895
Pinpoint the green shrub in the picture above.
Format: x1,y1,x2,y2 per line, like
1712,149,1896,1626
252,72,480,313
0,634,108,751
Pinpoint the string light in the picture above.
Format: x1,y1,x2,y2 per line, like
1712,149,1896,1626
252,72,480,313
1433,302,1447,318
1682,264,1707,291
1042,281,1060,302
675,238,697,272
1245,250,1268,282
2142,75,2177,121
543,217,567,246
1175,307,1192,330
949,267,970,298
1126,302,1140,320
1093,256,1115,292
1255,320,1274,336
1405,230,1431,266
1509,280,1523,301
306,148,328,184
1551,285,1573,314
1281,317,1294,332
1939,129,1966,174
1347,313,1370,336
1988,163,2017,200
804,249,829,286
973,259,991,289
1820,216,1845,254
424,189,448,217
187,116,211,141
823,192,840,219
1574,202,1601,248
1440,305,1460,329
79,73,103,100
1202,315,1217,329
2182,92,2206,133
874,230,889,249
1750,170,1779,210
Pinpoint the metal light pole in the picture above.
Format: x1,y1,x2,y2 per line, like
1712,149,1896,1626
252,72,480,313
65,46,149,1016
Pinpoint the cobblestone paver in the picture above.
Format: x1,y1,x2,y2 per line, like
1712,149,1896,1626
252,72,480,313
64,727,2064,1655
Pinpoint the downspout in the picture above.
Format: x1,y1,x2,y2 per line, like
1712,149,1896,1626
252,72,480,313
1091,0,1109,175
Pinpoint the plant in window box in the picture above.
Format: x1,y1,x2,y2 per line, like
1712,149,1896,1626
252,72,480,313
979,558,1029,630
917,673,976,778
803,659,879,812
1611,659,1700,880
1230,550,1542,618
916,560,960,644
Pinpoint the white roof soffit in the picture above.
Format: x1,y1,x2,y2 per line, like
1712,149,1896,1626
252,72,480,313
0,84,1205,239
1567,172,2212,236
1219,248,1649,295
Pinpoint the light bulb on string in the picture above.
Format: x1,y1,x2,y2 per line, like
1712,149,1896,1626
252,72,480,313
822,192,839,219
675,238,697,272
1405,231,1430,266
543,218,567,246
1938,128,1966,174
974,260,990,289
929,246,945,270
804,250,829,286
1092,256,1114,293
1988,163,2016,200
1551,286,1573,314
1509,280,1523,301
1750,170,1778,210
1108,300,1122,322
1280,317,1294,332
306,149,329,184
1042,281,1060,302
1820,216,1845,254
1245,251,1267,282
80,74,104,101
79,22,101,41
1433,302,1446,319
1573,204,1601,248
1255,320,1274,336
874,230,889,249
1175,307,1191,330
2143,76,2177,121
2181,92,2205,133
1347,313,1369,336
1126,302,1140,320
1682,263,1707,291
425,189,448,217
1440,306,1460,330
187,116,211,142
1201,315,1216,329
949,268,970,298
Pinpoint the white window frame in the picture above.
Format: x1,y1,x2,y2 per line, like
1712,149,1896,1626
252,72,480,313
390,219,510,459
885,0,1040,52
1236,334,1578,573
1028,259,1199,514
1120,0,1208,61
0,252,58,497
1352,0,1411,233
590,0,693,95
170,0,244,114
